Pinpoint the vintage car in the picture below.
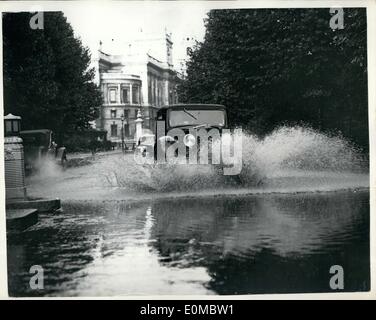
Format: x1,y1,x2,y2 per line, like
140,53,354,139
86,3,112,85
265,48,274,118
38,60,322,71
136,104,229,164
19,129,67,172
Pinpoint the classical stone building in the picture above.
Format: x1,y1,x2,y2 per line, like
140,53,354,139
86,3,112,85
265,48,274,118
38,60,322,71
94,32,180,144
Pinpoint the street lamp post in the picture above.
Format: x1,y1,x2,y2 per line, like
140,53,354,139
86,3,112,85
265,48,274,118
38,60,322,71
120,113,125,153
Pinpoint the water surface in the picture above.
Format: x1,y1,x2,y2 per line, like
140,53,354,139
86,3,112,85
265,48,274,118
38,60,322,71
7,190,369,296
9,127,370,296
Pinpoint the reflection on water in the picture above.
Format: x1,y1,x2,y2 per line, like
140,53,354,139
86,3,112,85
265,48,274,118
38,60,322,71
7,190,369,296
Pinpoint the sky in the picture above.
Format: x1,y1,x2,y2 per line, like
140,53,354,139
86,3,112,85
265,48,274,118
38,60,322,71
63,2,213,69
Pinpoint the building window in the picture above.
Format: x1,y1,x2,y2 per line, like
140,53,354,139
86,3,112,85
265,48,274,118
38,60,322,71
154,79,157,104
111,123,118,137
123,109,129,120
132,86,139,104
148,78,152,105
109,88,117,103
122,87,130,104
124,123,130,138
157,84,162,106
111,109,117,118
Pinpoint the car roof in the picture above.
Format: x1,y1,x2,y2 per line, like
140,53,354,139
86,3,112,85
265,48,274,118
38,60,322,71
20,129,52,134
159,104,226,110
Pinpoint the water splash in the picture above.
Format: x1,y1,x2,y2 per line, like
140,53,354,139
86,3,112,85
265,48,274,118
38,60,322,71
27,156,64,179
240,126,366,181
98,126,367,193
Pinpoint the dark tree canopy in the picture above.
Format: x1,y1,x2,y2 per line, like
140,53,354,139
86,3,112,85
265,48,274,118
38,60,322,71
178,8,368,150
3,12,102,143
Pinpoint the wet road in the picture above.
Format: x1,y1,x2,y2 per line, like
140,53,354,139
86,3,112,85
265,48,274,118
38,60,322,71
7,140,371,296
7,189,369,296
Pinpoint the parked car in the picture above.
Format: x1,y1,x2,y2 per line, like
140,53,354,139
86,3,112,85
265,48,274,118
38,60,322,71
19,129,67,172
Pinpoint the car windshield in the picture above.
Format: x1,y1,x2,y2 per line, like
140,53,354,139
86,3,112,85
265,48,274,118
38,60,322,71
169,109,226,128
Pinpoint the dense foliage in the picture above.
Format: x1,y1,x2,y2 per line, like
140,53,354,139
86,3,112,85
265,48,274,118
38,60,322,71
3,12,102,144
178,9,368,150
63,130,115,153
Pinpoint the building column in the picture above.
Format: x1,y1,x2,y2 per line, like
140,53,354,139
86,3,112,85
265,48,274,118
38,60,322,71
129,83,133,105
155,78,158,107
164,79,169,105
117,83,121,104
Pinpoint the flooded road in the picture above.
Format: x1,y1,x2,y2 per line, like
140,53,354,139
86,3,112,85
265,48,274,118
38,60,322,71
7,127,370,296
7,190,369,296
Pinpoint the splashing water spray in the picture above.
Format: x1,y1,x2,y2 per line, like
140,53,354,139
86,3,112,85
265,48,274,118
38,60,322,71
99,126,368,194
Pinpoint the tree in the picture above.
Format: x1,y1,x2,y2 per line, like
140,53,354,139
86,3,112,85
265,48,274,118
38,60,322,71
178,9,368,150
3,12,102,144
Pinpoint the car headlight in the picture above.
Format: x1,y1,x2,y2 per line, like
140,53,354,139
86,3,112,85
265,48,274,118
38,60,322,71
183,134,196,147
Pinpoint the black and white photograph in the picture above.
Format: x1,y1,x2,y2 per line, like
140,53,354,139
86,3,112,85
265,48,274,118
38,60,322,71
1,0,373,298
